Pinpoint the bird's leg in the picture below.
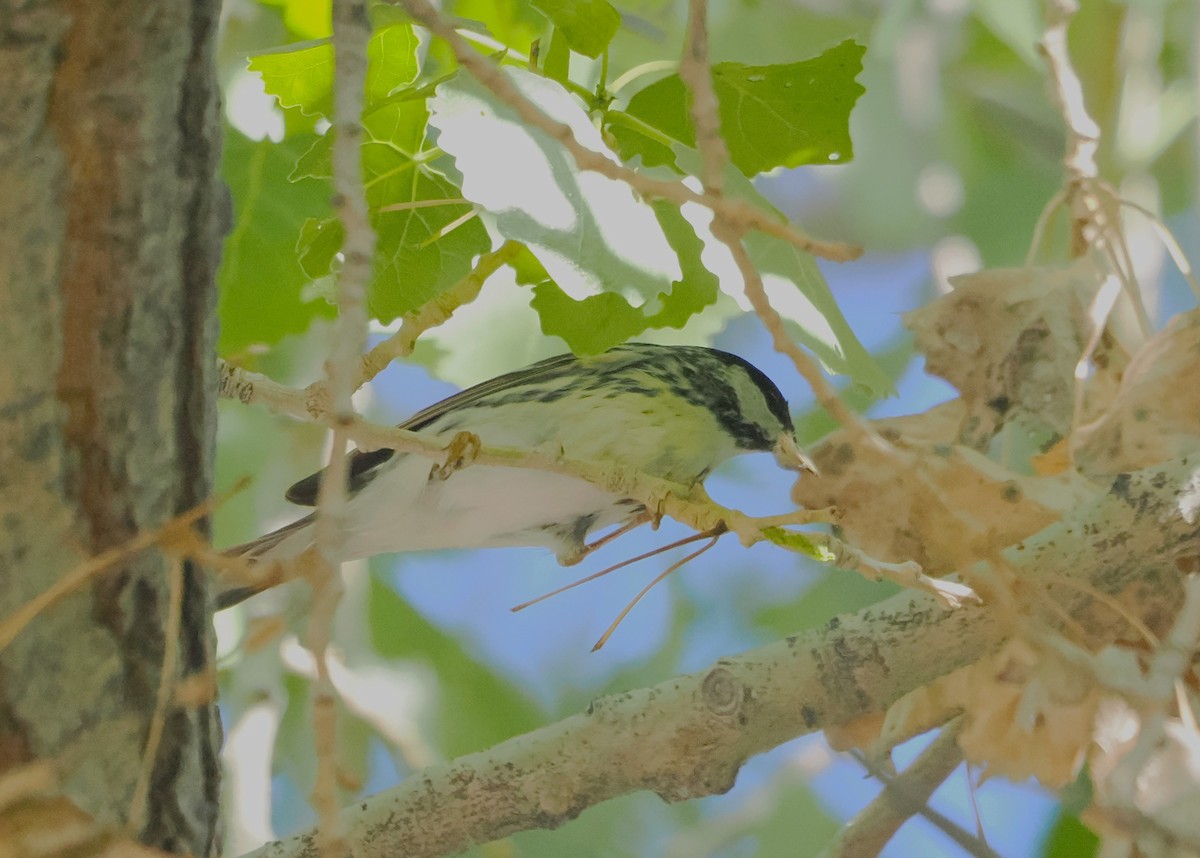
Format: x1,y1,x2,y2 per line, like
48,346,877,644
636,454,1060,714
512,523,727,613
431,431,482,481
591,525,726,651
557,511,652,567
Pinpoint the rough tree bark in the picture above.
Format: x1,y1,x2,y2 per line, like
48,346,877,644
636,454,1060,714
0,1,223,854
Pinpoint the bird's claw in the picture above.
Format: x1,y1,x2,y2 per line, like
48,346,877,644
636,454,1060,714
432,431,482,481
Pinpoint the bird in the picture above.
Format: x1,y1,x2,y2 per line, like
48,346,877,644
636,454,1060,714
217,343,812,609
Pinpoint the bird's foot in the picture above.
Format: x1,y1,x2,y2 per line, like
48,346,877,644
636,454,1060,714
432,431,483,481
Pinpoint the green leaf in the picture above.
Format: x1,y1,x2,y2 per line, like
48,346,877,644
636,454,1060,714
529,288,647,353
371,171,488,321
218,129,335,355
532,0,620,58
296,216,344,278
761,527,836,562
449,0,544,56
292,99,491,322
1040,812,1099,858
610,40,866,175
508,242,552,286
428,68,715,353
366,22,420,104
649,200,719,327
249,39,334,118
250,21,419,119
363,102,491,322
540,24,571,85
528,202,718,351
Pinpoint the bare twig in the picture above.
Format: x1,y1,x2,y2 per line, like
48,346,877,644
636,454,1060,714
827,718,1000,858
591,526,724,650
1039,0,1099,192
0,481,246,654
223,242,523,422
351,241,522,388
681,0,726,195
1119,199,1200,300
802,530,979,609
675,0,887,450
305,0,378,850
720,221,889,448
1037,0,1153,337
128,556,185,832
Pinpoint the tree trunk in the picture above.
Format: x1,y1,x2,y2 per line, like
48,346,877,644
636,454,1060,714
0,0,223,853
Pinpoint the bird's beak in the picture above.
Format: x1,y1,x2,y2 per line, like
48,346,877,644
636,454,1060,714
774,433,818,475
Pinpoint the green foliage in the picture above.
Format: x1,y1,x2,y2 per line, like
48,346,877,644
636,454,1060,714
760,527,836,562
224,0,882,391
212,1,1200,855
428,68,722,353
218,130,336,355
246,19,491,330
1040,813,1100,858
609,41,866,175
248,18,419,118
248,39,336,118
532,0,620,58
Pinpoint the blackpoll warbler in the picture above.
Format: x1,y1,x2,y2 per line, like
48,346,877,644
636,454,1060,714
219,343,811,608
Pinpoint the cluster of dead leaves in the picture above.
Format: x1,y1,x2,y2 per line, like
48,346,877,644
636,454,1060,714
797,254,1200,843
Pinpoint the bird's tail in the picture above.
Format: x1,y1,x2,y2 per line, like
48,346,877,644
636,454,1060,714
216,514,315,610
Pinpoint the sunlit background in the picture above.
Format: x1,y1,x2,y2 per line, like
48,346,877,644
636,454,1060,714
212,0,1200,855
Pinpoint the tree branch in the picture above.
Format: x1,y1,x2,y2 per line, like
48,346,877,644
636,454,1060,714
241,458,1200,858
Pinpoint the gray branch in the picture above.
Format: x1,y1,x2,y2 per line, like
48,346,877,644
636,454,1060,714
243,459,1199,858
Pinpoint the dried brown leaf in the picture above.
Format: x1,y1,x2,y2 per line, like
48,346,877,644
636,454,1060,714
795,402,1081,574
904,259,1129,449
877,640,1102,788
1075,307,1200,476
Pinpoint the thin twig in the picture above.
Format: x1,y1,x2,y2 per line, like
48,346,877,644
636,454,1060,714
352,241,522,387
1039,0,1100,189
128,556,185,833
1119,198,1200,300
592,530,723,650
681,0,726,195
1039,571,1160,648
1037,1,1153,337
675,0,887,451
826,719,985,858
375,197,469,213
719,220,889,449
848,752,1001,858
306,0,377,850
230,241,523,421
510,524,709,613
0,480,246,654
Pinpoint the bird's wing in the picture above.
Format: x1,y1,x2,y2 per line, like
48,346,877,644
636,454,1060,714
284,351,604,506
